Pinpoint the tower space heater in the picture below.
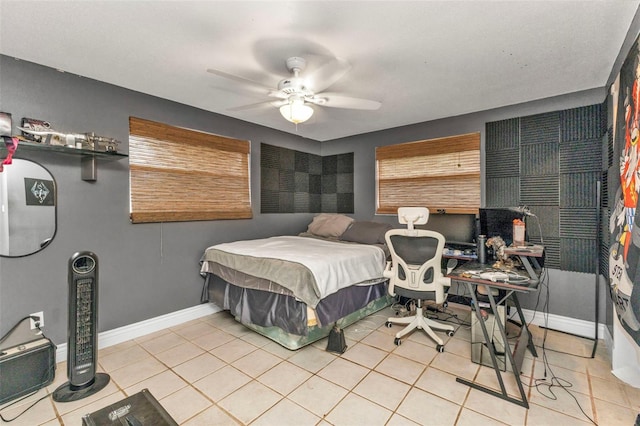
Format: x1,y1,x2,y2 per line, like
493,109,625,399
53,252,110,402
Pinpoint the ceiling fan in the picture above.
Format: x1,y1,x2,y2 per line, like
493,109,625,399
207,56,381,124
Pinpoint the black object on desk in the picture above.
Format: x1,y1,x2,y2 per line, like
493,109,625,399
447,259,541,408
477,234,487,264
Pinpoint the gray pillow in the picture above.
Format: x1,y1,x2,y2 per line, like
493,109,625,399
307,214,355,238
340,221,393,245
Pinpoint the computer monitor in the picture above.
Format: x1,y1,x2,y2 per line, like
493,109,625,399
418,213,477,247
479,208,525,246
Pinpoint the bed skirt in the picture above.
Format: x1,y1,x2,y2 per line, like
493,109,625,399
203,273,391,350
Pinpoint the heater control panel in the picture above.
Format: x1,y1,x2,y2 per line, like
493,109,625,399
72,255,96,274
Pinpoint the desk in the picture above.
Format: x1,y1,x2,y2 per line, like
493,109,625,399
447,259,541,408
503,245,545,284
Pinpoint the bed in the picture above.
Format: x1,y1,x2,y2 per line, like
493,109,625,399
200,214,394,350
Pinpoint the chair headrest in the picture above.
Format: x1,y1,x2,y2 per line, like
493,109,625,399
398,207,429,230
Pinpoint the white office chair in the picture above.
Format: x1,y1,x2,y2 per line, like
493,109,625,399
384,207,455,352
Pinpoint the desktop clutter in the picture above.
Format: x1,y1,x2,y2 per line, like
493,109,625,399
450,242,533,285
448,213,544,286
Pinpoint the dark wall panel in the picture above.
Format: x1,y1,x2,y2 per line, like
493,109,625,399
560,139,602,173
521,176,560,206
541,237,561,270
561,238,598,273
260,143,354,214
561,172,601,208
525,206,558,237
486,118,519,150
560,104,606,142
520,143,559,176
560,208,598,239
485,149,519,178
521,112,560,146
486,104,605,273
486,177,519,206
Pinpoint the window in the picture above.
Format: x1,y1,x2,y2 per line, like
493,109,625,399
376,132,480,215
129,117,251,223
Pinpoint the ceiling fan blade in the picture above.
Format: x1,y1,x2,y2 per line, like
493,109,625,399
309,93,381,110
267,90,289,99
304,57,351,93
206,68,273,97
227,100,284,112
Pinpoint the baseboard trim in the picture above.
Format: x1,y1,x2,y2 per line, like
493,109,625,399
520,308,606,341
448,301,606,341
56,303,221,363
55,303,605,363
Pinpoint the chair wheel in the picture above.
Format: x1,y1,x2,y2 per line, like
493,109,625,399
447,330,455,337
394,337,402,346
386,321,393,328
436,344,444,352
443,301,448,308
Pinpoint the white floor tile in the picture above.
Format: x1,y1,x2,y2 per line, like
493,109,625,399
8,308,616,426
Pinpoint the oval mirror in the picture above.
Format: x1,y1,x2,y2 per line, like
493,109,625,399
0,159,57,257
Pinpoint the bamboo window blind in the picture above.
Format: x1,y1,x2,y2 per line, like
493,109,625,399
376,132,480,215
129,117,251,223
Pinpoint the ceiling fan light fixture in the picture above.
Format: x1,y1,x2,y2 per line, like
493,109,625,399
279,98,314,124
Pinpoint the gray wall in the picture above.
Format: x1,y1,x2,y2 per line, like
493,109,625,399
0,56,320,345
321,91,607,322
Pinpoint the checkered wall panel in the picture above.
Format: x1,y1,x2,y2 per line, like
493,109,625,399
486,103,605,273
260,143,354,213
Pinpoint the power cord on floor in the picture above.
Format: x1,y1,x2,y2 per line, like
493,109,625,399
0,388,52,423
391,295,472,328
529,267,598,426
0,316,36,346
390,299,407,316
425,304,472,328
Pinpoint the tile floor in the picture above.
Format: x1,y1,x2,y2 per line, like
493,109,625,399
1,304,639,425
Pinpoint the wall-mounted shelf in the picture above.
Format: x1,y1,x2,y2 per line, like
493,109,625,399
4,140,128,181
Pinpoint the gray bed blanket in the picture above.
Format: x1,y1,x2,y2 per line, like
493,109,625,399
201,236,386,307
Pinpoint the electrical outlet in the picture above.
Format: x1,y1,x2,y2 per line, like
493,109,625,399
30,311,44,330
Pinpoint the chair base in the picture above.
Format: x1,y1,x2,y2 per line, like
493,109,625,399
387,304,455,350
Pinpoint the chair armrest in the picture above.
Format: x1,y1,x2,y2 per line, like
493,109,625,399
383,261,393,278
438,276,452,288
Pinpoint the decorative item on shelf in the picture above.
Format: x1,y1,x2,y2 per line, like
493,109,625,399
20,117,55,143
17,127,121,153
83,132,120,152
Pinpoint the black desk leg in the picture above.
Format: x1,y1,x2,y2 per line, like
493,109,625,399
455,282,530,409
511,293,538,358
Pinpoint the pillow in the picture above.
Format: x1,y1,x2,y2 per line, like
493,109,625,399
340,221,393,245
307,214,354,238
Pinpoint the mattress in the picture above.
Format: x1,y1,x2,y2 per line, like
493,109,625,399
200,234,391,349
201,235,387,307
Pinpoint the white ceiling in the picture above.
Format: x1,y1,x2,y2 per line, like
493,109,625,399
1,1,639,142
